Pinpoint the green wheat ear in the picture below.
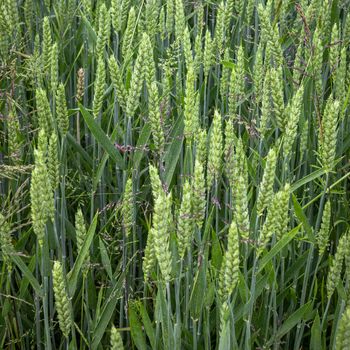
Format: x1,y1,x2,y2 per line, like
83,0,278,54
233,138,250,240
283,85,304,159
111,0,122,32
108,55,127,111
36,88,53,137
203,30,213,79
184,63,199,141
327,233,346,299
335,305,350,349
258,184,290,255
52,261,73,338
145,0,158,44
42,17,52,73
126,33,150,118
95,3,110,59
0,213,14,272
56,83,69,136
30,132,55,247
50,42,58,95
152,192,173,282
207,110,223,187
174,0,185,42
110,326,124,349
270,66,285,131
219,218,240,302
192,158,206,229
143,227,156,280
122,178,134,237
148,81,165,154
177,181,194,259
75,207,90,276
7,106,22,164
318,97,339,172
48,132,59,190
257,147,278,215
93,57,106,118
121,6,136,62
317,201,331,255
214,2,225,60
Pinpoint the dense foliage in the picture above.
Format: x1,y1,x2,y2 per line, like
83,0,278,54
1,0,350,349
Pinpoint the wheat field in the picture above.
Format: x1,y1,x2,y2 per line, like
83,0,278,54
1,0,350,349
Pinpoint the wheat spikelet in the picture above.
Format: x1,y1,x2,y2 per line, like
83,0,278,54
283,85,304,159
0,213,14,271
258,184,290,254
153,192,173,282
253,44,264,105
270,67,285,131
30,133,55,246
318,97,339,172
48,132,59,190
36,89,53,137
195,128,207,166
52,261,73,338
233,138,250,240
93,57,106,118
219,218,240,301
148,81,165,154
109,55,127,111
184,64,198,140
207,110,223,186
317,201,331,255
145,0,158,43
183,26,193,67
110,326,124,349
121,7,136,61
220,48,231,100
312,29,323,96
329,24,339,74
143,228,156,279
142,33,156,91
234,44,245,109
224,0,234,29
174,0,185,42
42,17,52,73
300,119,309,156
122,178,133,237
56,83,69,135
75,207,89,275
177,181,194,259
327,233,346,299
257,147,277,215
4,0,19,35
166,0,174,36
335,47,346,110
110,0,122,32
149,164,163,199
214,2,225,59
95,4,110,59
126,33,153,117
203,30,213,79
335,306,350,350
120,0,131,29
50,42,58,95
192,158,206,229
24,0,33,32
7,106,21,164
158,7,166,40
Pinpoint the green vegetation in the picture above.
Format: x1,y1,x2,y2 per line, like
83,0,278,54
1,0,350,349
